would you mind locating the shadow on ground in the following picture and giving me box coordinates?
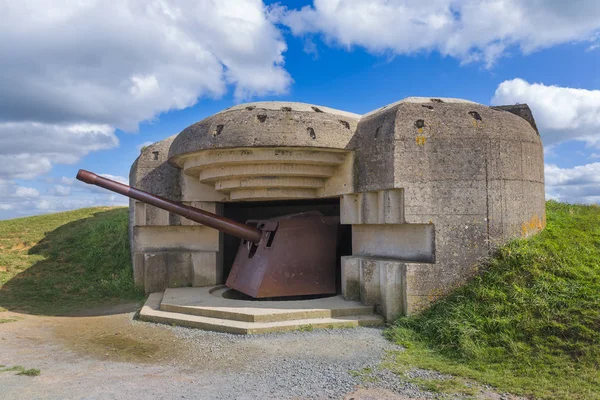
[0,208,144,316]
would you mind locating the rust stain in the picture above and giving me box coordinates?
[415,136,427,146]
[521,215,544,237]
[472,120,483,129]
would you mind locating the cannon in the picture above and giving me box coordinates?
[76,170,339,298]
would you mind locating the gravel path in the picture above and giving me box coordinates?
[0,305,517,400]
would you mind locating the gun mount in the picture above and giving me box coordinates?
[76,170,338,298]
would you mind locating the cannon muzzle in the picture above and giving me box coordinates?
[76,169,263,244]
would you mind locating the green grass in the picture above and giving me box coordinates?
[0,365,41,376]
[348,367,379,383]
[386,201,600,399]
[0,207,144,315]
[349,364,478,395]
[409,376,477,396]
[0,317,21,323]
[298,324,314,332]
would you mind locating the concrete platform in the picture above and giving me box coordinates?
[139,286,384,334]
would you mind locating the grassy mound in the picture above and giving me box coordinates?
[386,201,600,399]
[0,207,143,315]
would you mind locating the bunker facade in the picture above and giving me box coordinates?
[129,98,545,320]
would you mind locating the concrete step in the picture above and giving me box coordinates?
[160,286,376,323]
[140,292,384,334]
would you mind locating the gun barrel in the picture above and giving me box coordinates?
[76,169,263,244]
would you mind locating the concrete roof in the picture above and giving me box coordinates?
[218,101,361,119]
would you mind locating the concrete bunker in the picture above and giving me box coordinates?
[129,98,545,325]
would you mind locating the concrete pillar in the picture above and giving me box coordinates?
[341,256,360,301]
[341,255,407,321]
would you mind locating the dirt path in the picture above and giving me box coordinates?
[0,306,515,399]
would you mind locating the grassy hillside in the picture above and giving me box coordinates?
[386,201,600,399]
[0,207,143,315]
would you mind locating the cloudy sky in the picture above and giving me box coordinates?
[0,0,599,220]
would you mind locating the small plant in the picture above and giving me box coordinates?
[18,368,41,377]
[348,367,379,383]
[298,324,314,332]
[409,376,477,396]
[0,365,40,376]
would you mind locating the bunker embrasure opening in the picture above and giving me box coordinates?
[223,198,352,298]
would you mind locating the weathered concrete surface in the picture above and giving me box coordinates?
[129,135,185,291]
[159,286,375,323]
[178,147,354,201]
[168,101,360,164]
[341,189,404,225]
[401,101,542,312]
[352,224,435,262]
[129,98,545,318]
[140,291,384,334]
[342,256,405,321]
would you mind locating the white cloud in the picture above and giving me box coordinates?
[73,174,129,196]
[15,187,40,198]
[0,123,118,179]
[33,193,128,214]
[60,177,75,185]
[492,79,600,147]
[587,32,600,52]
[0,179,40,200]
[0,0,291,217]
[99,174,128,185]
[0,178,42,217]
[1,1,289,129]
[545,163,600,204]
[273,0,600,67]
[50,185,71,196]
[0,173,129,219]
[546,163,600,187]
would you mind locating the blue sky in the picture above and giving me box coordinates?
[1,0,599,220]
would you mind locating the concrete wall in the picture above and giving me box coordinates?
[340,98,544,318]
[129,136,224,293]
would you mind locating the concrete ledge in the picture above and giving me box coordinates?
[159,286,374,323]
[133,225,219,252]
[139,291,383,334]
[352,224,435,262]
